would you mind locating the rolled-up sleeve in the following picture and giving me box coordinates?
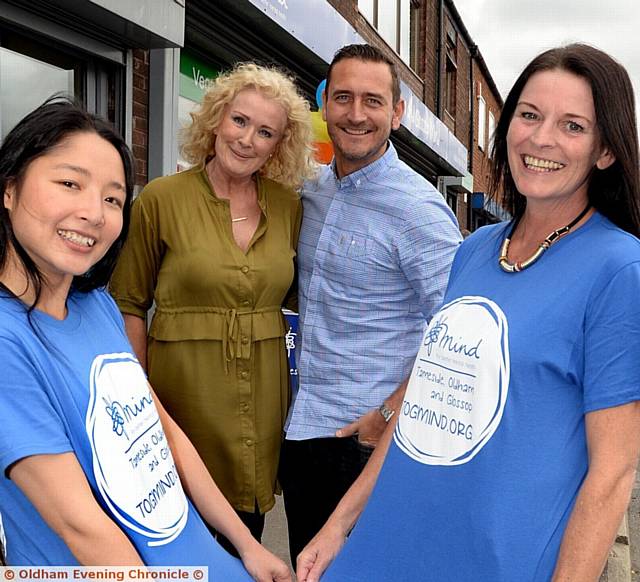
[110,189,165,318]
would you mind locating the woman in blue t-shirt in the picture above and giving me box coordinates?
[296,44,640,582]
[0,98,291,581]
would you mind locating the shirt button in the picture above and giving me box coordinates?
[241,336,249,345]
[241,266,249,274]
[240,402,249,412]
[245,439,253,447]
[356,179,361,186]
[240,371,249,379]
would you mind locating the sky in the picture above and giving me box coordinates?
[453,0,640,116]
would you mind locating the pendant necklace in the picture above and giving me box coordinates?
[498,203,592,273]
[206,161,251,224]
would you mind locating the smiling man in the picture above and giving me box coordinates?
[279,44,462,562]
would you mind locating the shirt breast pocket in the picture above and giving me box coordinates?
[325,231,385,286]
[337,232,368,257]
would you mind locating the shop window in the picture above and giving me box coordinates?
[477,95,486,152]
[0,27,122,140]
[0,47,73,139]
[446,191,458,216]
[358,0,419,70]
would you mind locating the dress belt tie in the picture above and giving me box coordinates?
[223,308,239,374]
[151,305,283,374]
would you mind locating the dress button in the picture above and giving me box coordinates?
[240,402,249,412]
[241,371,249,379]
[241,336,249,345]
[242,300,250,306]
[245,439,253,447]
[241,266,249,274]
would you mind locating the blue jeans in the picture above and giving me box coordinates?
[279,436,373,563]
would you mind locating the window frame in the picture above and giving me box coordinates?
[358,0,418,70]
[0,22,125,137]
[477,94,486,152]
[487,110,496,158]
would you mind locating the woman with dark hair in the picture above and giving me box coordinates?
[0,98,291,581]
[296,44,640,582]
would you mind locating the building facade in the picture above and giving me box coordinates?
[0,0,504,229]
[0,0,184,189]
[327,0,505,229]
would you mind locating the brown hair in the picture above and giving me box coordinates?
[489,43,640,236]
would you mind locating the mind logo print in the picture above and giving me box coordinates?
[423,316,448,357]
[86,353,188,546]
[395,296,510,466]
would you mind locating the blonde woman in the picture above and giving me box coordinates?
[110,63,315,552]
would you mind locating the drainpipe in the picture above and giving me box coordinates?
[468,44,477,231]
[436,0,444,117]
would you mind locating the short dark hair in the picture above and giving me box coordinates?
[326,43,401,105]
[489,43,640,236]
[0,96,135,307]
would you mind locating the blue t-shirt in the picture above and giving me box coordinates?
[324,212,640,581]
[0,289,252,579]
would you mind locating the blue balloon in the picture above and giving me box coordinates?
[316,79,327,111]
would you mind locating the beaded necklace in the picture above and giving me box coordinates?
[498,203,592,273]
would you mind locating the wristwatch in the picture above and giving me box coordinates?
[378,402,395,423]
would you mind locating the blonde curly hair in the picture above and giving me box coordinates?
[181,62,317,189]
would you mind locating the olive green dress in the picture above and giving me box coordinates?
[110,166,301,513]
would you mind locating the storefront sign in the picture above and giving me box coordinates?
[245,0,360,63]
[401,82,467,175]
[179,52,219,102]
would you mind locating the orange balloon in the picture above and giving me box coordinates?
[314,141,333,164]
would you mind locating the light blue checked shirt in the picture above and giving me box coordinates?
[285,143,462,440]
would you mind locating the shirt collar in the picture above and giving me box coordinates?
[330,141,398,188]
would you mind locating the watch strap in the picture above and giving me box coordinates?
[378,402,395,423]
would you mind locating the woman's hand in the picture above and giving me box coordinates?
[296,521,347,582]
[238,540,292,582]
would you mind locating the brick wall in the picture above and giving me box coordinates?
[471,61,502,196]
[132,49,149,188]
[421,0,439,112]
[327,0,424,97]
[441,4,472,230]
[454,21,471,231]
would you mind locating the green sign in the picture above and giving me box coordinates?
[179,52,220,102]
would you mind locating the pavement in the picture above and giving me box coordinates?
[628,467,640,581]
[263,495,294,574]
